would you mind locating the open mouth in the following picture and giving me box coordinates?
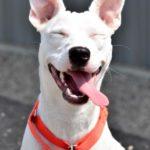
[48,64,102,105]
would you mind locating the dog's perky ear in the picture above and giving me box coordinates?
[29,0,65,30]
[89,0,125,30]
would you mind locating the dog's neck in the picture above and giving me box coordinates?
[38,95,100,144]
[38,67,103,144]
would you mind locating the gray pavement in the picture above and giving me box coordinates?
[0,44,39,105]
[0,96,32,150]
[103,65,150,140]
[0,44,150,150]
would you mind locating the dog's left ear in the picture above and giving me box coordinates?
[89,0,125,30]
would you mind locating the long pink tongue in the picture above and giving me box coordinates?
[70,72,109,107]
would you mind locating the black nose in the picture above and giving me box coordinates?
[69,47,90,67]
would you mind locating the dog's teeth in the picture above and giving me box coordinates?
[60,72,64,82]
[67,88,72,95]
[67,88,71,95]
[66,88,78,99]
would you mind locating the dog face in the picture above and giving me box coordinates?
[29,0,125,105]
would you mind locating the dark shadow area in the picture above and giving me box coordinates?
[63,0,93,12]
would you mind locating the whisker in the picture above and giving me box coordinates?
[112,44,133,52]
[27,42,40,45]
[106,69,113,82]
[108,66,127,77]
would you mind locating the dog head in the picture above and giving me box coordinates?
[29,0,125,105]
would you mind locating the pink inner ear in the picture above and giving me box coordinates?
[32,0,55,23]
[100,0,121,25]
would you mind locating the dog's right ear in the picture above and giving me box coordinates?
[29,0,65,30]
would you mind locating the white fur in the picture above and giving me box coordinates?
[21,0,125,149]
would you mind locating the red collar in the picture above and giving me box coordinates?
[28,101,108,150]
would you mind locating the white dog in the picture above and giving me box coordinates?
[21,0,125,149]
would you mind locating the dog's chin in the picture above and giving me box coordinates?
[48,64,102,105]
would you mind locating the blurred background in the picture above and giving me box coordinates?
[0,0,150,150]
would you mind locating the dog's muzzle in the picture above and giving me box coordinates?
[48,64,103,105]
[48,64,89,105]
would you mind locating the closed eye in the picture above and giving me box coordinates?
[51,31,68,37]
[90,33,107,39]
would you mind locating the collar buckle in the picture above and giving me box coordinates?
[68,144,77,150]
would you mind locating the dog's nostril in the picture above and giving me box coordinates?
[69,47,90,67]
